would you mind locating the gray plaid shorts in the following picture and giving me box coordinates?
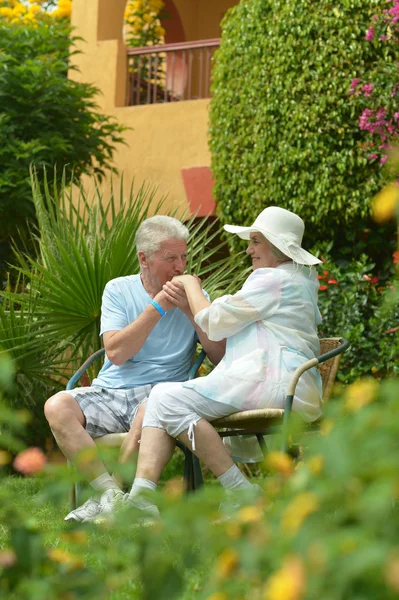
[66,384,156,438]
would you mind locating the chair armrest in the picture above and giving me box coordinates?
[66,348,105,390]
[280,337,350,452]
[189,349,207,380]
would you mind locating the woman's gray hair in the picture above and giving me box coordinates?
[269,241,291,262]
[135,215,189,257]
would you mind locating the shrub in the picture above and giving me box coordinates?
[209,0,387,248]
[315,248,399,382]
[0,13,125,278]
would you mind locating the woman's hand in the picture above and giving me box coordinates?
[171,274,200,287]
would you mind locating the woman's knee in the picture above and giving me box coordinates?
[44,392,84,427]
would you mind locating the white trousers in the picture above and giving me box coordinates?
[142,381,238,451]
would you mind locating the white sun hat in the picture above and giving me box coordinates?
[224,206,322,266]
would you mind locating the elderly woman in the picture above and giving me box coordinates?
[94,206,323,520]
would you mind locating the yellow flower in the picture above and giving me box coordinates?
[148,0,164,13]
[75,446,98,468]
[142,12,153,23]
[373,183,399,223]
[265,451,294,476]
[206,594,228,600]
[225,522,242,539]
[0,7,13,17]
[345,378,379,412]
[319,418,334,436]
[385,551,399,592]
[307,455,324,475]
[0,450,11,466]
[48,548,84,569]
[215,548,239,579]
[264,555,305,600]
[60,531,89,544]
[281,492,319,536]
[28,4,40,14]
[12,2,26,15]
[154,25,165,38]
[52,0,71,18]
[235,505,264,524]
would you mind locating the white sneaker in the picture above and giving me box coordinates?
[123,493,161,524]
[64,498,101,523]
[83,488,124,523]
[218,483,263,519]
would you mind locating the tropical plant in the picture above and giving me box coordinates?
[2,169,247,424]
[0,10,125,280]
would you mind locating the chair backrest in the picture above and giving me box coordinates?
[318,338,344,403]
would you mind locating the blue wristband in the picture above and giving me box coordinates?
[149,299,166,317]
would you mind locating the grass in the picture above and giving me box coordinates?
[0,453,225,600]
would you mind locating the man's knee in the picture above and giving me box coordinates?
[44,392,84,428]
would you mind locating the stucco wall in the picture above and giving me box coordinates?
[69,0,236,216]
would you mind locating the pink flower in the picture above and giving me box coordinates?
[13,447,47,475]
[350,78,360,91]
[366,27,375,40]
[380,35,388,40]
[368,153,378,161]
[362,83,374,97]
[380,155,388,165]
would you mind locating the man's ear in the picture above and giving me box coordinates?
[138,250,148,270]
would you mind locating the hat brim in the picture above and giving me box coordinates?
[223,224,322,266]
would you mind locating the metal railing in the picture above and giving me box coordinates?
[126,38,220,106]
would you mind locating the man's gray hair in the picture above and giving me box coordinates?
[136,215,189,257]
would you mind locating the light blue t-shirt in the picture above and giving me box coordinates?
[92,274,200,389]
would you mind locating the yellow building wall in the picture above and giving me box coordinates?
[70,0,237,216]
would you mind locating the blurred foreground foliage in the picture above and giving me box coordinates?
[1,345,398,599]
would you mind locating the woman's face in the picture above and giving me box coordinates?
[246,232,276,269]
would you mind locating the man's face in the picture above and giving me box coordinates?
[140,238,188,289]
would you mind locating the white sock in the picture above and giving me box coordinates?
[128,477,159,518]
[218,465,254,491]
[90,472,121,494]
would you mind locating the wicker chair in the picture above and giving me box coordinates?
[66,337,349,507]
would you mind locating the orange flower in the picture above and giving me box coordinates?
[0,549,16,568]
[13,447,46,475]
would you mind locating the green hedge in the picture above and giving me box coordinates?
[209,0,387,246]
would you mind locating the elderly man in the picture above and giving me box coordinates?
[44,215,225,523]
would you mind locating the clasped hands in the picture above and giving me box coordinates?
[161,274,201,313]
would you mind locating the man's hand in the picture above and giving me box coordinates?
[153,289,176,312]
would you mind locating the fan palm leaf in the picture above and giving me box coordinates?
[9,169,248,373]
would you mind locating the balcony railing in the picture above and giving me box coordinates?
[126,38,220,106]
